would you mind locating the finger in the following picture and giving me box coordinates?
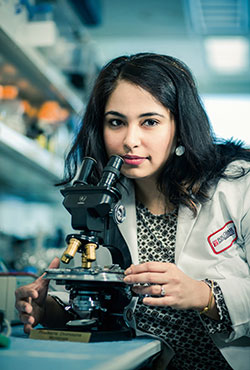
[37,257,61,282]
[132,284,163,296]
[124,264,135,275]
[125,262,170,275]
[48,257,60,269]
[124,272,167,285]
[19,312,35,325]
[24,323,33,334]
[15,287,38,301]
[143,296,174,307]
[15,300,33,314]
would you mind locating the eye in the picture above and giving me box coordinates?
[143,119,159,127]
[107,118,124,127]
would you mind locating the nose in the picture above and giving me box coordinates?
[123,124,141,151]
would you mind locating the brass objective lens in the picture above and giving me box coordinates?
[61,238,81,264]
[82,242,97,269]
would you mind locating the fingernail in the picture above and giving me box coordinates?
[124,276,131,283]
[125,268,132,275]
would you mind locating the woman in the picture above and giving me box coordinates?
[15,53,250,369]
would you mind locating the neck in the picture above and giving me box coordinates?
[134,178,174,215]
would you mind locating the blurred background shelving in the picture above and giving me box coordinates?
[0,121,64,202]
[0,0,96,273]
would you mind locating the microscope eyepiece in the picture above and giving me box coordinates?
[74,157,97,185]
[98,155,124,187]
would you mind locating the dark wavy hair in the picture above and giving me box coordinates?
[62,53,250,214]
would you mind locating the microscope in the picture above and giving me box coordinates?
[45,155,136,341]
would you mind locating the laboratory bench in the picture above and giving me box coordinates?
[0,324,166,370]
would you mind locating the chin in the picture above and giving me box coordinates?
[122,171,151,181]
[121,169,142,179]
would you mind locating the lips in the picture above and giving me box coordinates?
[122,155,147,166]
[124,155,145,159]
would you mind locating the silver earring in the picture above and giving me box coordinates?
[175,145,185,156]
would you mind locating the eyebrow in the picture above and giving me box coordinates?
[104,110,165,118]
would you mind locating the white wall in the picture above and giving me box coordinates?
[203,95,250,147]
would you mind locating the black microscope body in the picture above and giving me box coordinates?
[45,155,136,341]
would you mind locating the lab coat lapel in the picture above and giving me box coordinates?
[175,203,202,263]
[118,180,139,265]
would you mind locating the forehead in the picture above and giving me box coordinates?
[105,80,165,111]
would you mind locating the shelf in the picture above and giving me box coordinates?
[0,3,83,204]
[0,122,65,203]
[0,15,84,113]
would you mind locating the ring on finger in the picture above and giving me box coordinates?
[160,285,166,296]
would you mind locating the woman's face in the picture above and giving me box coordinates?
[103,80,176,183]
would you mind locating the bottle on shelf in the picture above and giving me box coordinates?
[0,84,26,134]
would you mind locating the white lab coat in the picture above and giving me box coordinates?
[117,161,250,370]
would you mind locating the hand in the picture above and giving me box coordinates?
[124,262,210,311]
[15,257,60,333]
